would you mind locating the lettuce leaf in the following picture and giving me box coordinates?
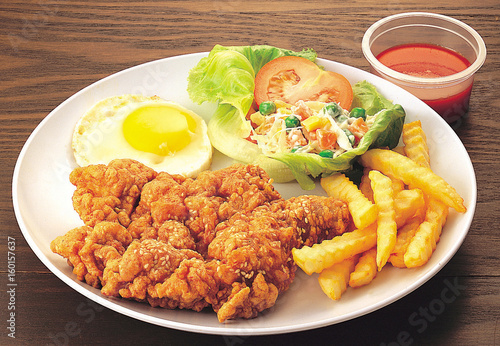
[351,80,395,115]
[187,45,406,190]
[187,49,255,121]
[206,103,261,163]
[208,44,318,75]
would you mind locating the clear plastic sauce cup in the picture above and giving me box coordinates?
[362,12,486,128]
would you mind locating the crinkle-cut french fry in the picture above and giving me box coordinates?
[403,121,431,169]
[389,217,422,268]
[404,198,449,268]
[394,188,426,228]
[359,169,374,203]
[319,256,359,300]
[321,173,377,229]
[361,169,404,203]
[369,170,398,271]
[359,149,466,213]
[349,248,377,287]
[292,223,377,275]
[391,177,406,195]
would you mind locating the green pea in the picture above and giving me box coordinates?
[350,107,366,120]
[324,102,342,118]
[319,149,334,158]
[285,115,300,128]
[259,101,277,115]
[343,129,356,146]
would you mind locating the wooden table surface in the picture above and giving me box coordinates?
[1,1,499,345]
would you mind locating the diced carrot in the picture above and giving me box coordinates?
[317,129,338,150]
[348,117,369,139]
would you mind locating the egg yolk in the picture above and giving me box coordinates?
[122,104,196,156]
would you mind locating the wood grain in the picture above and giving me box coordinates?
[1,0,499,344]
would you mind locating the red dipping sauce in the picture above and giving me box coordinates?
[376,43,472,124]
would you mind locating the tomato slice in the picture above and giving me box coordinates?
[254,56,353,109]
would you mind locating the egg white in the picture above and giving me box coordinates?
[72,94,213,177]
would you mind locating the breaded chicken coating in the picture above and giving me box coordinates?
[101,239,202,303]
[52,160,352,322]
[70,159,156,227]
[50,222,132,287]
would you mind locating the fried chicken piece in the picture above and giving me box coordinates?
[184,164,281,255]
[149,258,220,311]
[209,204,297,292]
[214,163,281,215]
[157,220,196,250]
[50,222,132,287]
[128,170,218,252]
[127,213,155,240]
[70,159,157,227]
[50,226,91,283]
[183,195,224,254]
[131,172,188,228]
[216,273,278,322]
[100,239,202,304]
[136,219,196,250]
[183,163,280,204]
[285,195,352,247]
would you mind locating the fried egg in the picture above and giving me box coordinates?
[72,94,212,177]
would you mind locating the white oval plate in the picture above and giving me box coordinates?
[12,52,476,336]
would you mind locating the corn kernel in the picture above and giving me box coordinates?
[277,107,293,115]
[250,111,265,126]
[275,100,292,109]
[302,116,328,132]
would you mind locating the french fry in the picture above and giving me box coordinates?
[394,188,426,228]
[359,168,374,203]
[319,256,358,300]
[362,169,405,202]
[391,177,406,195]
[402,121,431,169]
[404,198,449,268]
[401,122,450,267]
[389,217,422,268]
[359,149,466,213]
[292,223,377,275]
[349,248,377,287]
[321,173,377,230]
[369,170,398,271]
